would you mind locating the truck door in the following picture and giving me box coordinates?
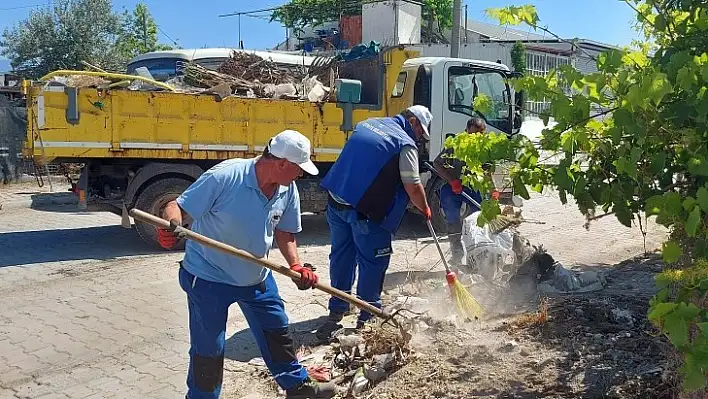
[442,63,513,140]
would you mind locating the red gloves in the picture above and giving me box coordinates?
[423,206,432,221]
[450,179,463,195]
[157,219,183,249]
[290,263,319,290]
[157,228,178,249]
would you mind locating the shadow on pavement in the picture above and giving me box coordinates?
[224,316,329,362]
[0,225,160,268]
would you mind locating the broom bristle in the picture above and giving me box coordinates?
[449,279,485,319]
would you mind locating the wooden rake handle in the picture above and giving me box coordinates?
[129,208,391,320]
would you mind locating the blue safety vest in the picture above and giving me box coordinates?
[321,115,417,234]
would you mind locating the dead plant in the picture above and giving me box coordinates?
[508,297,549,330]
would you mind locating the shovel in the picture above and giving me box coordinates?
[129,208,392,321]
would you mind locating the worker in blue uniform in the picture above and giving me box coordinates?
[157,130,336,399]
[317,105,434,339]
[432,117,486,266]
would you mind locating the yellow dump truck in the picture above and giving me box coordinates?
[23,46,524,248]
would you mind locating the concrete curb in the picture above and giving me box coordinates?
[30,192,78,206]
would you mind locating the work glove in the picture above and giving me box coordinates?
[450,179,463,195]
[157,218,184,249]
[423,206,432,221]
[290,263,318,290]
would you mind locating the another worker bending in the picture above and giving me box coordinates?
[158,130,336,399]
[432,117,486,266]
[318,105,434,338]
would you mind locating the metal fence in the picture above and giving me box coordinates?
[524,51,572,116]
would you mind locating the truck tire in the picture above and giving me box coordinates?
[134,177,193,250]
[427,178,475,234]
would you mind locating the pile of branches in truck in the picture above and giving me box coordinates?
[217,51,307,85]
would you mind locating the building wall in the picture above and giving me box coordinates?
[362,1,421,45]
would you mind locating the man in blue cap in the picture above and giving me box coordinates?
[158,129,336,399]
[317,105,434,338]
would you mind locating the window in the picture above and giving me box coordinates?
[126,58,184,81]
[447,66,511,130]
[391,72,407,97]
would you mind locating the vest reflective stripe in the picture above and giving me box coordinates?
[321,116,417,234]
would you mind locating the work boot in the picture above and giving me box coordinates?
[315,312,344,341]
[448,221,464,266]
[286,378,337,399]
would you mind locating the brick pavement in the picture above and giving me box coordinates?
[0,185,666,398]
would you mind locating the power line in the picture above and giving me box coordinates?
[0,3,48,12]
[156,25,179,47]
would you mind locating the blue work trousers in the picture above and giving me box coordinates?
[178,266,308,399]
[438,183,482,224]
[326,204,393,322]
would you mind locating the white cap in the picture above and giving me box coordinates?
[267,130,319,175]
[407,105,433,140]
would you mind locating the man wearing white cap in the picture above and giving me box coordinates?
[318,105,434,338]
[158,129,336,398]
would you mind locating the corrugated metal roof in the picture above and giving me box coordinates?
[464,20,549,41]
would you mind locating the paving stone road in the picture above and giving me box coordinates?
[0,183,666,398]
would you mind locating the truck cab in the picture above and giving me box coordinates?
[384,56,523,231]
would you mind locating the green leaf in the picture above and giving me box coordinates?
[677,65,698,90]
[597,49,623,73]
[683,197,697,211]
[663,312,689,347]
[650,152,667,174]
[645,195,663,216]
[512,176,530,200]
[675,303,702,319]
[698,187,708,212]
[477,200,501,228]
[682,357,708,391]
[663,241,683,263]
[646,72,673,105]
[686,207,702,237]
[614,203,633,227]
[698,322,708,337]
[647,302,677,322]
[472,93,492,115]
[689,156,708,176]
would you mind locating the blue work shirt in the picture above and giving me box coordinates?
[176,158,302,287]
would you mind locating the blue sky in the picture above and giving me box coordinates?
[0,0,640,72]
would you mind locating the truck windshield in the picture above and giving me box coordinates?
[448,66,511,132]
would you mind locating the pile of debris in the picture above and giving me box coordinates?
[217,51,305,85]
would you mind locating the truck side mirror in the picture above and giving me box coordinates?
[335,79,362,104]
[336,79,362,134]
[515,90,525,109]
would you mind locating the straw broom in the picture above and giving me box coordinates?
[426,219,484,320]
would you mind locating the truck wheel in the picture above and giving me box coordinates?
[427,178,475,234]
[134,177,192,250]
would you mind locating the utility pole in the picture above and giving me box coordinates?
[451,0,462,57]
[464,4,468,43]
[142,11,148,50]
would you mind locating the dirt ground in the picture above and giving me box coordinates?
[366,254,678,399]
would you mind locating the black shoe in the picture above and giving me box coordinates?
[316,319,342,342]
[286,378,337,399]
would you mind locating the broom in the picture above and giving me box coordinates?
[426,219,484,320]
[424,161,522,234]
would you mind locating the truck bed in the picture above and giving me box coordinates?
[25,87,387,165]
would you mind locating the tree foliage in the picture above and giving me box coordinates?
[0,0,123,78]
[447,1,708,391]
[0,0,172,79]
[511,41,527,73]
[116,2,174,60]
[271,0,453,34]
